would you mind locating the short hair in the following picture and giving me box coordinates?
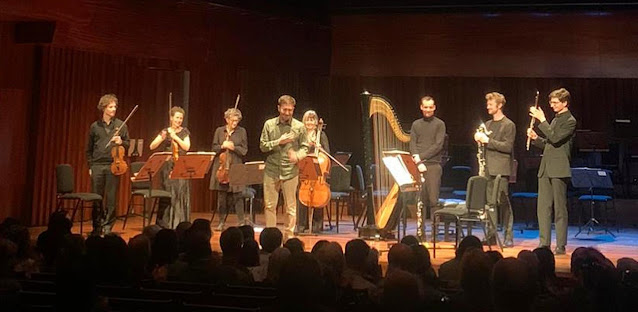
[259,227,283,253]
[549,88,571,104]
[224,108,242,120]
[170,106,185,117]
[485,92,506,107]
[278,95,296,106]
[345,239,370,269]
[302,110,318,123]
[98,94,118,111]
[420,95,435,104]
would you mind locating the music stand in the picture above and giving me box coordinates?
[571,167,615,238]
[229,161,265,225]
[168,152,215,227]
[131,152,172,227]
[382,150,423,241]
[334,152,352,166]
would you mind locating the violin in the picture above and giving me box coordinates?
[298,119,332,208]
[216,94,240,184]
[108,105,139,175]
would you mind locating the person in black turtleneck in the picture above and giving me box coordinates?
[410,96,446,241]
[86,94,129,235]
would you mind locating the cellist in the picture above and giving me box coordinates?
[209,108,248,231]
[86,94,129,236]
[297,110,330,234]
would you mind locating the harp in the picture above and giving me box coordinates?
[359,92,412,238]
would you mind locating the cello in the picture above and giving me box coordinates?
[215,94,241,184]
[108,105,139,175]
[298,119,332,209]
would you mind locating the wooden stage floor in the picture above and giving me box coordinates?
[28,212,638,274]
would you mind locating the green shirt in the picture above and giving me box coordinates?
[259,116,308,180]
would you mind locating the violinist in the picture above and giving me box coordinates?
[86,94,129,236]
[297,110,330,233]
[209,108,248,231]
[149,106,191,229]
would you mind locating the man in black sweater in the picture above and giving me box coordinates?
[474,92,516,247]
[527,88,576,255]
[86,94,129,235]
[410,96,446,240]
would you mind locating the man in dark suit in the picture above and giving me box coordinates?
[527,88,577,255]
[474,92,516,247]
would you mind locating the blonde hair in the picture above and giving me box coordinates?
[170,106,185,117]
[485,92,506,107]
[224,108,242,120]
[97,94,118,111]
[278,95,296,106]
[302,110,318,124]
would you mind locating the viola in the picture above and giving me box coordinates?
[298,119,332,208]
[107,105,138,176]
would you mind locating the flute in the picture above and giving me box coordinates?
[526,90,540,151]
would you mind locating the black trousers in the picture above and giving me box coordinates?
[90,164,119,232]
[297,201,324,232]
[216,191,245,225]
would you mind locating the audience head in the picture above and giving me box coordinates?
[460,248,492,297]
[278,252,323,305]
[184,231,213,262]
[388,243,415,273]
[345,239,370,271]
[457,235,482,259]
[534,246,556,281]
[220,227,243,256]
[239,239,260,267]
[517,250,540,287]
[311,239,329,254]
[314,242,345,284]
[190,218,213,240]
[492,258,535,312]
[486,250,504,266]
[151,229,178,267]
[283,237,305,254]
[259,227,283,253]
[142,224,162,242]
[239,225,255,243]
[267,247,291,285]
[400,235,420,247]
[382,269,420,311]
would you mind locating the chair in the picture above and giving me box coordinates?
[210,187,257,226]
[55,164,102,234]
[432,175,503,257]
[353,165,367,229]
[327,165,354,233]
[122,162,172,229]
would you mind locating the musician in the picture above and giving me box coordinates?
[474,92,515,247]
[210,108,248,231]
[527,88,576,255]
[297,110,330,233]
[409,96,446,240]
[86,93,129,236]
[149,106,191,229]
[259,95,308,239]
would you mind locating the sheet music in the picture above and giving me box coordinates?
[382,156,414,186]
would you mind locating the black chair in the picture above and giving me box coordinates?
[328,164,354,233]
[211,187,257,226]
[122,161,172,229]
[433,175,503,257]
[55,164,102,234]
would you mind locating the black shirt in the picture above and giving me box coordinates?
[409,116,446,164]
[86,118,129,167]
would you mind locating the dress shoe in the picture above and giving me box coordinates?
[554,246,566,255]
[216,223,225,232]
[503,239,514,248]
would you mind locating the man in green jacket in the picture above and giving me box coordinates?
[527,88,577,255]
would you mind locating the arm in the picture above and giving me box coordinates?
[149,131,165,151]
[211,128,223,154]
[86,125,94,168]
[259,122,280,153]
[292,126,308,160]
[233,128,248,157]
[486,122,515,153]
[537,117,577,146]
[409,122,418,156]
[419,122,446,161]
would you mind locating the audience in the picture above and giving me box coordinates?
[2,213,637,312]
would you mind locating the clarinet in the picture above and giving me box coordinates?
[476,122,492,177]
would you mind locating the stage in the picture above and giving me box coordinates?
[28,212,638,275]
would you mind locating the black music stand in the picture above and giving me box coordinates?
[382,151,422,242]
[571,167,615,238]
[229,161,265,225]
[169,152,216,228]
[131,152,172,227]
